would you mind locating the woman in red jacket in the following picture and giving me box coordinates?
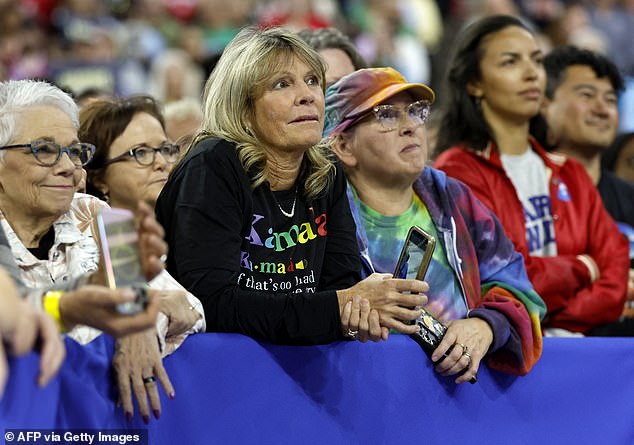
[433,15,629,335]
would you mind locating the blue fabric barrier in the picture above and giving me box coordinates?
[2,334,634,444]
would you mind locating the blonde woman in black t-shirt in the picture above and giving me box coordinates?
[157,26,428,345]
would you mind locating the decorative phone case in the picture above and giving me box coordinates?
[410,308,448,353]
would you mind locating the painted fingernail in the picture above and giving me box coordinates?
[125,412,133,422]
[153,409,161,419]
[143,415,150,425]
[169,392,176,400]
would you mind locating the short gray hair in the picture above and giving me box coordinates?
[0,80,79,147]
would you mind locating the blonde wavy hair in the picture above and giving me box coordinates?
[191,26,334,200]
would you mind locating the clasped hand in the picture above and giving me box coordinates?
[338,273,428,342]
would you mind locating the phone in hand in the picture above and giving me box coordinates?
[96,208,148,315]
[393,226,436,281]
[393,226,476,384]
[393,226,444,350]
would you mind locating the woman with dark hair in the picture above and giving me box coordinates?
[434,15,629,336]
[80,96,178,208]
[79,95,206,423]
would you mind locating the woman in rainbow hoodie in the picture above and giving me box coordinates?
[324,67,545,382]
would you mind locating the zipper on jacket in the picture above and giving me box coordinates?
[442,216,469,311]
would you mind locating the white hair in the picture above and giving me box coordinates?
[0,80,79,148]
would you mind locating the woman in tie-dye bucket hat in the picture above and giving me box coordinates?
[323,66,546,381]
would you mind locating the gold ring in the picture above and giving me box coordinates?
[458,343,468,355]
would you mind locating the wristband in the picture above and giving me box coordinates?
[43,290,67,333]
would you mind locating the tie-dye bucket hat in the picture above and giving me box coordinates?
[323,67,435,137]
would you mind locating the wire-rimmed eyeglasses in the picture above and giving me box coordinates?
[370,100,431,131]
[0,140,96,167]
[103,143,181,167]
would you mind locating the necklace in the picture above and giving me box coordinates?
[275,187,298,218]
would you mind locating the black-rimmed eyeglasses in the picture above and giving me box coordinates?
[0,140,96,167]
[103,143,181,167]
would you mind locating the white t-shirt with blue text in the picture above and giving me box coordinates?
[500,148,558,257]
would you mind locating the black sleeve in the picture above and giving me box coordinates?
[317,162,362,291]
[157,140,354,345]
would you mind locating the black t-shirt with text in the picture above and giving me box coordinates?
[156,138,361,344]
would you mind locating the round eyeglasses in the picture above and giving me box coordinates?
[0,140,96,167]
[370,100,431,131]
[103,143,181,167]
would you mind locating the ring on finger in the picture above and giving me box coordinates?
[143,376,156,385]
[458,343,468,355]
[463,351,472,367]
[346,328,359,339]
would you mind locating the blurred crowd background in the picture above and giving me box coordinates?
[2,0,634,130]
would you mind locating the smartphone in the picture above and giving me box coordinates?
[96,208,148,315]
[393,226,476,384]
[392,225,444,351]
[393,226,436,281]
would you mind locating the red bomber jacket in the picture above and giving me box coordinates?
[434,139,628,333]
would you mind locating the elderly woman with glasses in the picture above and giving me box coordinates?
[0,80,166,297]
[78,94,205,422]
[0,80,201,424]
[323,67,546,382]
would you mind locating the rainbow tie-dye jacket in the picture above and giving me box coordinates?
[347,166,546,375]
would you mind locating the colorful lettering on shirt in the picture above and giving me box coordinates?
[247,213,327,253]
[239,189,328,295]
[240,256,308,274]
